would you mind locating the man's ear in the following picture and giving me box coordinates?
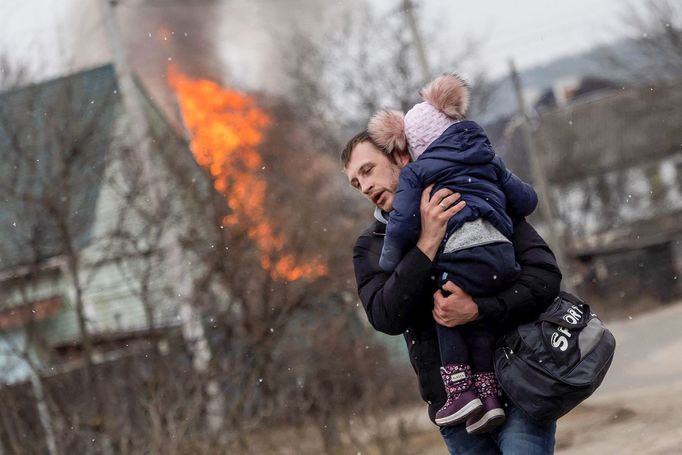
[396,148,411,167]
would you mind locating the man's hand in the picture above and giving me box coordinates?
[416,185,465,261]
[433,281,479,327]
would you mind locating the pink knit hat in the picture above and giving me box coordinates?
[368,73,471,160]
[404,102,456,159]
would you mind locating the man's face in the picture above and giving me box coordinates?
[344,141,408,212]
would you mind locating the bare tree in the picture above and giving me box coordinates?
[602,0,682,82]
[0,65,120,381]
[164,62,421,451]
[0,57,204,453]
[0,61,118,454]
[282,1,494,156]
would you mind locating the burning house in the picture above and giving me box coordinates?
[0,52,336,385]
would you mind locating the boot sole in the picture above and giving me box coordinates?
[435,398,483,426]
[466,408,506,434]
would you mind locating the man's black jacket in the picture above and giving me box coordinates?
[352,218,561,422]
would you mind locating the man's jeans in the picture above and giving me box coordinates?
[439,402,556,454]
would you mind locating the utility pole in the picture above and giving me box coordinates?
[98,0,225,432]
[508,59,573,290]
[402,0,431,83]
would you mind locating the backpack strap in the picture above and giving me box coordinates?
[559,291,587,307]
[537,292,591,329]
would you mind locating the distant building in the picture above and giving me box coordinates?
[0,65,220,383]
[534,76,622,111]
[489,76,682,311]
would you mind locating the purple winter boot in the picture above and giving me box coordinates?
[434,364,482,426]
[465,372,506,434]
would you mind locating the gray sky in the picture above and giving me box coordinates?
[1,0,642,87]
[412,0,628,77]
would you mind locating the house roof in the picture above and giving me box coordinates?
[491,78,682,185]
[0,65,119,273]
[570,210,682,257]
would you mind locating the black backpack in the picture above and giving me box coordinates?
[494,291,616,422]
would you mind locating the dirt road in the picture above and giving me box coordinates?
[556,300,682,454]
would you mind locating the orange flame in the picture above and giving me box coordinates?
[168,66,327,282]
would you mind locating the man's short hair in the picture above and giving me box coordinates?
[341,129,396,168]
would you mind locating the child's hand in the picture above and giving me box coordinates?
[416,185,465,260]
[433,281,479,327]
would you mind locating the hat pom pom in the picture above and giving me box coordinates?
[368,110,407,154]
[421,73,470,119]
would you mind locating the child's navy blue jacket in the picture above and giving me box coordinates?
[379,120,538,272]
